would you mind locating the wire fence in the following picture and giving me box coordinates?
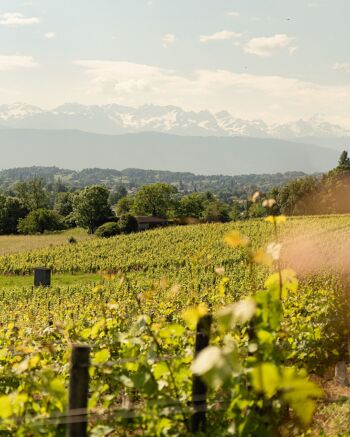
[1,322,350,435]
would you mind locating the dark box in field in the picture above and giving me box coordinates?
[34,268,51,287]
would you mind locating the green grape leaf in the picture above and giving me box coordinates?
[93,349,111,365]
[251,363,280,399]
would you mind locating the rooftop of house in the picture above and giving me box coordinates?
[136,216,168,224]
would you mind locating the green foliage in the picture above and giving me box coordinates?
[248,201,267,218]
[191,223,323,434]
[337,150,350,171]
[276,176,320,215]
[115,196,134,216]
[108,185,127,206]
[176,193,206,219]
[95,222,120,238]
[13,178,49,211]
[73,185,112,234]
[54,192,74,217]
[0,166,306,200]
[202,195,230,222]
[133,183,177,217]
[282,281,350,373]
[0,215,348,435]
[118,214,138,234]
[17,209,65,235]
[0,195,28,234]
[229,200,246,221]
[276,151,350,215]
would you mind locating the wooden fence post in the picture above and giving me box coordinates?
[67,345,90,437]
[191,314,212,434]
[34,267,51,287]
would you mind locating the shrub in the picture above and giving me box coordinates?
[95,222,120,238]
[118,214,138,234]
[17,209,65,235]
[68,236,77,244]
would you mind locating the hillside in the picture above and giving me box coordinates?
[1,215,348,281]
[1,216,349,435]
[0,129,340,175]
[0,165,308,194]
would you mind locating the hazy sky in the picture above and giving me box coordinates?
[0,0,349,126]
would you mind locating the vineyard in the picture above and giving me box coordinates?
[0,215,350,435]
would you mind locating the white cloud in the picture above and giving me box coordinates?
[227,11,240,18]
[307,1,322,7]
[200,30,242,43]
[333,63,350,72]
[45,32,56,39]
[0,55,39,70]
[162,33,176,48]
[73,59,350,126]
[244,34,294,57]
[0,12,39,26]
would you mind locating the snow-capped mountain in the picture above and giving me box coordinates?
[0,103,349,142]
[0,103,43,121]
[269,115,350,139]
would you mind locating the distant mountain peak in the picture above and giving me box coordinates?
[0,102,349,140]
[270,115,350,139]
[0,102,43,120]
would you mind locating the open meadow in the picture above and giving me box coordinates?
[0,216,350,435]
[0,228,92,256]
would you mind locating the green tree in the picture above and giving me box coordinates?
[337,150,350,171]
[176,193,206,219]
[202,198,230,222]
[134,183,177,217]
[17,209,65,234]
[3,197,28,234]
[321,150,350,213]
[13,178,49,211]
[229,200,245,221]
[115,196,135,216]
[248,202,267,218]
[0,196,28,234]
[54,192,75,217]
[73,185,112,234]
[276,176,320,215]
[109,185,128,206]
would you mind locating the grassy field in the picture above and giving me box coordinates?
[0,227,92,255]
[0,272,101,287]
[0,216,349,435]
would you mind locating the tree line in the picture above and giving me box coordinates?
[0,151,348,236]
[0,166,308,203]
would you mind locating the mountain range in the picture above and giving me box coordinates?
[0,103,349,149]
[0,129,340,175]
[0,103,347,175]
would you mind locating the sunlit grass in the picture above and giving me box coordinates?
[0,272,101,288]
[0,228,92,255]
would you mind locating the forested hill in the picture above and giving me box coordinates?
[0,166,308,197]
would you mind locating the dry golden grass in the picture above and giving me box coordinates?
[311,374,350,436]
[0,228,92,255]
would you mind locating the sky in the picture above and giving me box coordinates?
[0,0,350,127]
